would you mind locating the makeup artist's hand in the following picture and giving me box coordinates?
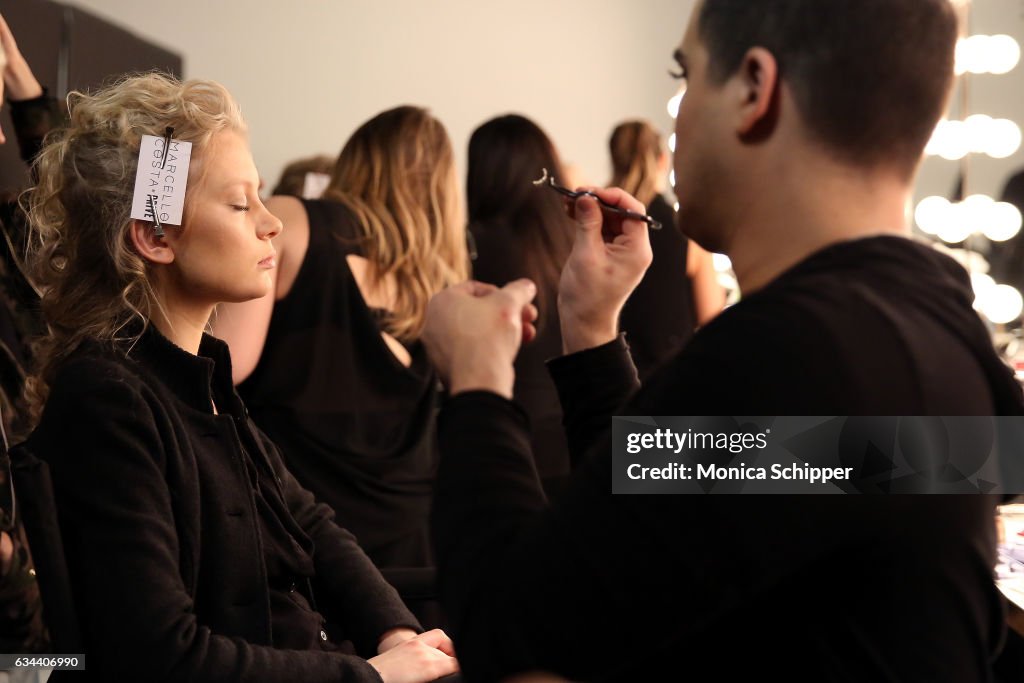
[423,279,538,399]
[559,187,652,354]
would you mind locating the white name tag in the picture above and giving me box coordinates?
[130,134,193,226]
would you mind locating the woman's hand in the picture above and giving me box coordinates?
[377,627,418,654]
[367,628,459,683]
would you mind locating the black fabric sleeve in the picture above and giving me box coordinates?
[432,391,548,670]
[9,91,60,171]
[33,361,384,683]
[433,391,545,570]
[545,334,639,466]
[258,429,422,655]
[432,330,940,680]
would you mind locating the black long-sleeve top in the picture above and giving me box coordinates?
[0,92,57,408]
[0,91,61,654]
[26,325,419,681]
[433,235,1022,681]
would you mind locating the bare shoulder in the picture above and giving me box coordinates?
[264,195,310,300]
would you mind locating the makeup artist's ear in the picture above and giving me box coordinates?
[733,46,779,136]
[129,219,175,265]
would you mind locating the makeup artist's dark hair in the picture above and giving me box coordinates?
[698,0,958,176]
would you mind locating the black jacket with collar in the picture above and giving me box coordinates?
[26,325,418,682]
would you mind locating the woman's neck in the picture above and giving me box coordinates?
[150,299,215,356]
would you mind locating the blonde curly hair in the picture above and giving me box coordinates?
[23,72,245,422]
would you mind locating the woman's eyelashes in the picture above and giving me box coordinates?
[231,203,251,212]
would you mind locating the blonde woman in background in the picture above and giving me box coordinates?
[213,106,468,574]
[610,120,724,378]
[23,74,456,682]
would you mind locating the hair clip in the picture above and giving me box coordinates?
[160,126,174,170]
[148,195,165,237]
[532,168,662,230]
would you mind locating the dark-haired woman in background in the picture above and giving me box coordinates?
[610,120,724,378]
[466,114,574,494]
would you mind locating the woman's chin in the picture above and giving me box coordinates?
[221,282,273,304]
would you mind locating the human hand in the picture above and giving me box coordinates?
[559,187,652,354]
[367,629,459,683]
[422,279,538,399]
[0,14,43,101]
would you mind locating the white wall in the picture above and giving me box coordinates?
[66,0,1024,213]
[68,0,694,192]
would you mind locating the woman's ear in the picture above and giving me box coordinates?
[128,219,175,265]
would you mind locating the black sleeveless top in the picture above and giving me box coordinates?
[618,194,697,379]
[237,199,439,569]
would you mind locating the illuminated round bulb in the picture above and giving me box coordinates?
[915,196,951,235]
[981,284,1024,324]
[669,169,676,188]
[963,35,994,74]
[667,84,686,118]
[937,204,974,244]
[712,253,733,272]
[673,201,680,212]
[954,39,969,75]
[988,34,1020,75]
[965,114,995,154]
[972,272,997,294]
[986,119,1021,159]
[939,120,970,160]
[668,133,676,153]
[925,120,947,156]
[982,202,1023,242]
[962,194,995,236]
[971,272,997,310]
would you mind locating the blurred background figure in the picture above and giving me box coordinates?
[271,154,334,199]
[609,120,724,378]
[466,114,574,495]
[213,106,468,575]
[0,12,54,659]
